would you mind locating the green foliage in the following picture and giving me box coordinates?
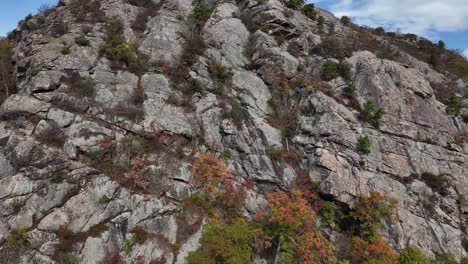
[399,246,430,264]
[5,226,29,248]
[186,218,258,264]
[318,16,325,27]
[434,253,458,264]
[287,42,301,57]
[98,195,112,204]
[61,44,71,55]
[322,60,339,80]
[124,227,150,254]
[99,17,144,73]
[75,35,90,46]
[56,252,79,264]
[221,149,232,160]
[351,192,397,241]
[438,40,446,49]
[190,0,213,25]
[208,63,230,80]
[447,57,468,77]
[230,101,246,127]
[445,93,461,115]
[360,100,384,128]
[341,16,351,26]
[302,4,316,20]
[31,68,39,76]
[357,136,372,155]
[343,81,357,99]
[285,0,305,10]
[260,24,269,33]
[0,38,15,102]
[321,201,338,229]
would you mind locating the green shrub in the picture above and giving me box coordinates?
[75,35,90,46]
[445,93,461,115]
[322,60,339,80]
[287,42,301,57]
[260,24,269,33]
[186,218,257,264]
[221,149,231,160]
[318,16,325,27]
[351,192,397,241]
[208,63,229,79]
[56,252,79,264]
[434,253,458,264]
[357,135,372,155]
[447,57,468,77]
[321,201,338,229]
[399,246,430,264]
[343,81,357,99]
[61,45,71,55]
[6,226,30,248]
[360,100,384,128]
[124,227,150,254]
[98,195,112,204]
[230,101,245,127]
[302,4,316,20]
[341,16,351,26]
[285,0,304,10]
[190,0,213,25]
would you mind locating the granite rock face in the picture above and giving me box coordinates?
[0,0,467,263]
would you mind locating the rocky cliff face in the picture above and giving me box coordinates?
[0,0,467,263]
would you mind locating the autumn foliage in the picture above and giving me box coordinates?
[192,153,229,193]
[256,190,336,264]
[351,236,399,264]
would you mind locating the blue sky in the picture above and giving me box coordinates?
[0,0,467,57]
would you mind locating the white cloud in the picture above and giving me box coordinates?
[322,0,468,38]
[463,49,468,59]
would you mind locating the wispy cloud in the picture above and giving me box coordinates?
[321,0,468,39]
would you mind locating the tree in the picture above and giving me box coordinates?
[357,136,372,155]
[256,190,336,264]
[341,16,351,26]
[438,40,446,49]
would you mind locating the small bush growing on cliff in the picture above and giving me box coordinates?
[447,57,468,78]
[434,253,458,264]
[357,135,372,155]
[69,0,105,23]
[445,92,461,115]
[190,0,213,26]
[322,60,339,80]
[399,246,430,264]
[351,192,397,240]
[6,226,29,248]
[343,81,357,99]
[74,35,90,46]
[360,100,384,128]
[286,0,305,10]
[302,4,317,20]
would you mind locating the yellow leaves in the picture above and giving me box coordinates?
[192,153,229,188]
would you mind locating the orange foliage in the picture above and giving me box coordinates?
[256,190,336,264]
[351,236,399,264]
[192,153,229,194]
